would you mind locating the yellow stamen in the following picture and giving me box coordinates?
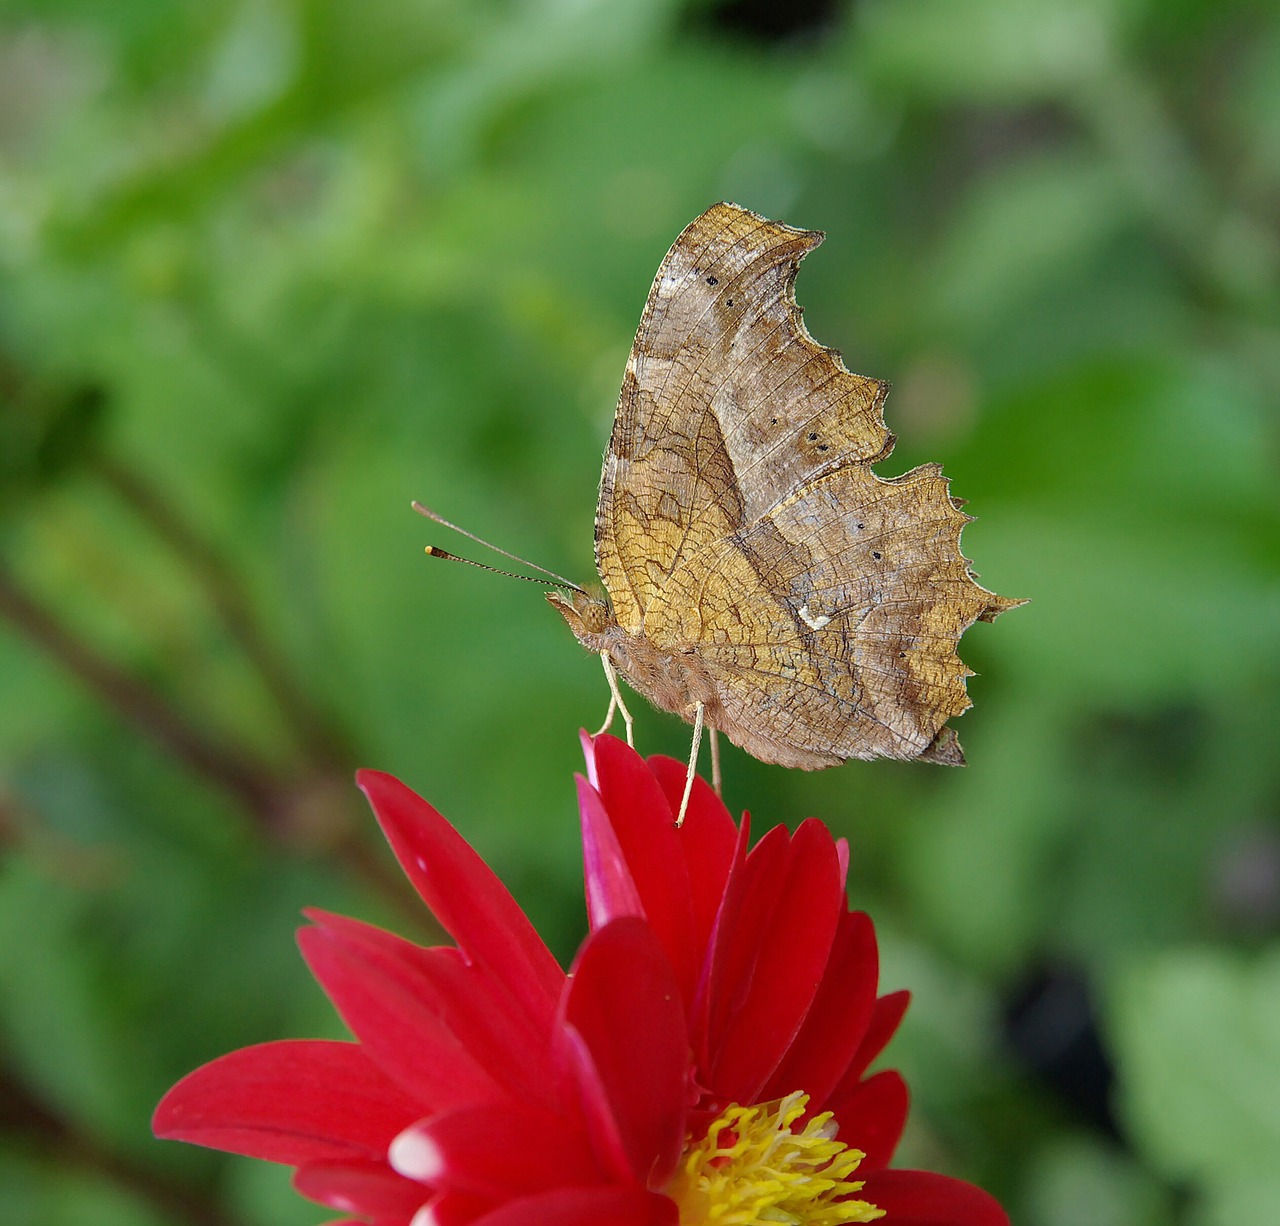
[666,1091,884,1225]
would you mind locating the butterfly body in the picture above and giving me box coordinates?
[550,586,846,769]
[548,587,721,723]
[551,203,1021,771]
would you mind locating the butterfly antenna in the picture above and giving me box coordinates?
[422,546,568,586]
[412,501,585,592]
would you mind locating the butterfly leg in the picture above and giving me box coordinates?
[596,651,635,747]
[709,725,722,796]
[675,702,705,828]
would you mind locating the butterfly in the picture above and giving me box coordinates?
[543,203,1022,819]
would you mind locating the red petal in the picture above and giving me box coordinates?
[560,917,690,1188]
[581,737,698,1001]
[828,1069,909,1172]
[840,989,910,1087]
[697,820,783,1067]
[645,753,738,956]
[468,1187,676,1226]
[686,812,752,1064]
[305,912,552,1094]
[414,1191,495,1226]
[294,1158,427,1217]
[860,1169,1009,1226]
[577,774,644,928]
[761,909,879,1107]
[706,820,843,1101]
[554,1022,635,1185]
[390,1101,602,1199]
[153,1040,419,1165]
[298,920,508,1111]
[356,771,563,1018]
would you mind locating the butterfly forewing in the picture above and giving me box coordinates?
[597,206,888,626]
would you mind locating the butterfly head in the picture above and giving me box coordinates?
[546,587,614,649]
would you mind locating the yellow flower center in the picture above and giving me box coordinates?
[666,1091,884,1225]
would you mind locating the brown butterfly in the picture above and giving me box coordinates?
[418,203,1020,821]
[540,203,1021,815]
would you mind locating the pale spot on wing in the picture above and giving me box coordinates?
[798,603,830,630]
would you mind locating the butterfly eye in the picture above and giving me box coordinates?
[578,596,611,635]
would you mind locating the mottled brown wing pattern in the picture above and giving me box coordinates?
[596,204,891,633]
[592,201,1020,767]
[643,461,1017,766]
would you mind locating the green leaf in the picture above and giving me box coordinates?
[1111,948,1280,1188]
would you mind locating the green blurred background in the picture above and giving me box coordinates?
[1,0,1278,1222]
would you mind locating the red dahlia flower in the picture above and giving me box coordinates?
[154,734,1007,1226]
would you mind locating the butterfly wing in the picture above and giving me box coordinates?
[643,463,1019,766]
[598,201,1020,766]
[596,203,890,633]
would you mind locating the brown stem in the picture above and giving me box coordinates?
[0,564,281,819]
[0,1061,242,1226]
[0,564,430,927]
[93,454,355,768]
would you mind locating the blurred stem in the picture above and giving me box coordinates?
[0,1061,241,1226]
[93,453,356,769]
[0,565,281,817]
[0,791,18,853]
[0,562,428,926]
